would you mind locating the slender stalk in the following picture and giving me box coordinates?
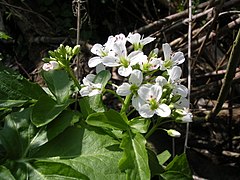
[66,66,81,90]
[206,28,240,120]
[184,0,192,153]
[145,119,162,139]
[120,94,133,114]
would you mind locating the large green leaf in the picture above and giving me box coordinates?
[0,165,15,180]
[42,70,73,103]
[28,110,81,156]
[119,132,150,180]
[0,65,46,100]
[31,95,74,127]
[160,153,193,180]
[1,107,126,179]
[86,109,129,130]
[0,108,35,159]
[30,126,126,180]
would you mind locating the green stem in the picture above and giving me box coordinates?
[120,93,133,114]
[145,119,162,139]
[66,66,81,90]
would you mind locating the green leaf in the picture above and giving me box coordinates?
[31,95,74,127]
[31,126,126,179]
[0,108,34,159]
[93,70,111,90]
[119,133,150,180]
[86,109,129,130]
[0,165,15,180]
[42,70,73,103]
[31,161,89,180]
[129,118,150,133]
[148,149,165,177]
[157,150,171,165]
[0,31,12,40]
[88,94,105,112]
[0,65,46,100]
[161,153,193,180]
[0,100,28,108]
[79,97,95,119]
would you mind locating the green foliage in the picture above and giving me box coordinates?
[0,41,193,179]
[0,31,12,40]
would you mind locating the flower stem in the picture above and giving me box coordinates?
[120,93,133,115]
[145,119,162,139]
[66,66,81,90]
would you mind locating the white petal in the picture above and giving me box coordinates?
[42,63,52,71]
[118,66,132,77]
[162,43,172,60]
[181,113,193,123]
[102,56,120,67]
[155,104,171,117]
[80,86,91,97]
[83,74,95,85]
[139,104,154,118]
[172,52,185,65]
[175,97,189,109]
[104,35,114,50]
[140,37,155,45]
[88,89,101,96]
[155,76,167,86]
[91,44,104,56]
[172,84,188,97]
[88,57,102,68]
[168,66,182,82]
[49,61,59,69]
[96,63,106,74]
[132,95,145,111]
[149,58,160,71]
[150,85,162,102]
[129,52,146,66]
[129,70,143,86]
[116,83,131,96]
[138,85,151,102]
[127,32,140,44]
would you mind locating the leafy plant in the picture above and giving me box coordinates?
[0,32,193,179]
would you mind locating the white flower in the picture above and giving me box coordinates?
[139,57,161,72]
[116,69,143,96]
[160,43,185,70]
[167,129,181,138]
[127,32,155,50]
[88,35,115,69]
[137,84,171,118]
[42,61,59,71]
[182,112,193,123]
[175,109,193,123]
[103,49,145,77]
[80,74,102,97]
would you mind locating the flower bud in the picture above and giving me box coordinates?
[167,129,181,138]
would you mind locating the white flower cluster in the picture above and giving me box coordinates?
[81,32,192,122]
